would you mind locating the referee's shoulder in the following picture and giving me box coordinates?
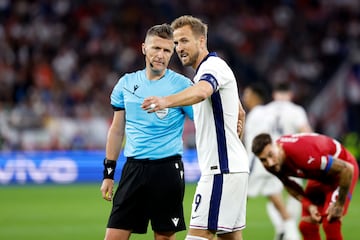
[169,69,192,84]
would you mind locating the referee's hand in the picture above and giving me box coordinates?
[100,179,114,201]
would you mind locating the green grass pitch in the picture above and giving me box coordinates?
[0,183,359,239]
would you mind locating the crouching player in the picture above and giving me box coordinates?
[251,133,359,240]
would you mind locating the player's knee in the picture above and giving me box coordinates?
[299,221,320,240]
[322,219,342,240]
[185,235,208,240]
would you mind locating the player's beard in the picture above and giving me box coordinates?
[180,50,199,67]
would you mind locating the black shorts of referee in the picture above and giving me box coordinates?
[107,154,186,234]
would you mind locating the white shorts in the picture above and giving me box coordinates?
[247,157,283,197]
[189,172,248,234]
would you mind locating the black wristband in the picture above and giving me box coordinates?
[103,158,117,179]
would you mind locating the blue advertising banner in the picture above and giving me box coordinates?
[0,150,200,185]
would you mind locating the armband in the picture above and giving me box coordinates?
[103,158,117,180]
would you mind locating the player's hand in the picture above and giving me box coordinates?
[308,204,322,223]
[237,118,243,138]
[100,179,114,201]
[326,202,344,222]
[141,96,166,113]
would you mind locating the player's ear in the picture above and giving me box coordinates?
[142,43,146,55]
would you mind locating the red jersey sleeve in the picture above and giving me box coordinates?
[277,133,339,179]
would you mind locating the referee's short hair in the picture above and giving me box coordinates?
[146,23,173,40]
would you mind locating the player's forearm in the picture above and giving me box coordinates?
[282,177,306,201]
[165,90,205,107]
[165,82,211,107]
[337,162,354,205]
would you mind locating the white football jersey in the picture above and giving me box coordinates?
[244,104,277,181]
[264,100,310,140]
[244,105,268,153]
[192,53,249,175]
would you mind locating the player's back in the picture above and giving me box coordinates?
[264,100,310,139]
[244,105,268,153]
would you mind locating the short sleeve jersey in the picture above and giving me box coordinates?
[192,52,249,175]
[276,133,357,185]
[111,69,193,159]
[265,100,310,140]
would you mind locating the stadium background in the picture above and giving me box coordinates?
[0,0,360,239]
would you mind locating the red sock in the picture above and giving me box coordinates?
[322,219,342,240]
[299,221,321,240]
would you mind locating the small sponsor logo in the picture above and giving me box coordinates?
[171,218,179,226]
[307,156,315,164]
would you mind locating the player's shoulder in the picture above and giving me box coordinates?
[249,105,266,117]
[279,133,321,142]
[252,105,266,112]
[267,100,304,111]
[207,54,228,68]
[199,53,226,69]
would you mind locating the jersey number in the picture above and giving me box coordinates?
[194,194,202,212]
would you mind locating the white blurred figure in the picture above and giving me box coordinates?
[264,82,312,240]
[244,83,294,240]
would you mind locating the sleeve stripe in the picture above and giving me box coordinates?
[332,139,341,158]
[111,105,125,111]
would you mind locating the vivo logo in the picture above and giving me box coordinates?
[0,158,78,184]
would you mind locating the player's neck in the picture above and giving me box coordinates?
[193,50,209,70]
[277,144,286,166]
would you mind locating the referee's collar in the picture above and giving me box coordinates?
[195,52,217,74]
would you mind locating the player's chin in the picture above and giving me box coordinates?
[269,166,280,172]
[180,58,191,66]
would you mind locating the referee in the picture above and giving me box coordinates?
[100,23,193,240]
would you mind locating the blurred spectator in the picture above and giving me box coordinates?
[0,0,359,150]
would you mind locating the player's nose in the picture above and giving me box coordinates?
[175,43,184,53]
[267,158,276,167]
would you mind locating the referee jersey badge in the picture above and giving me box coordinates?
[155,108,169,119]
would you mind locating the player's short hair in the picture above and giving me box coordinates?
[252,133,272,156]
[246,82,271,104]
[146,23,173,40]
[171,15,208,38]
[273,82,291,92]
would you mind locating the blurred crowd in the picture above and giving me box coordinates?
[0,0,359,152]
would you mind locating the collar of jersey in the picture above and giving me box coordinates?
[195,52,218,74]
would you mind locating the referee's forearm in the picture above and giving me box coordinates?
[105,128,124,161]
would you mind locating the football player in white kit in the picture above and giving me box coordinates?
[244,83,295,240]
[142,15,249,240]
[248,82,312,240]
